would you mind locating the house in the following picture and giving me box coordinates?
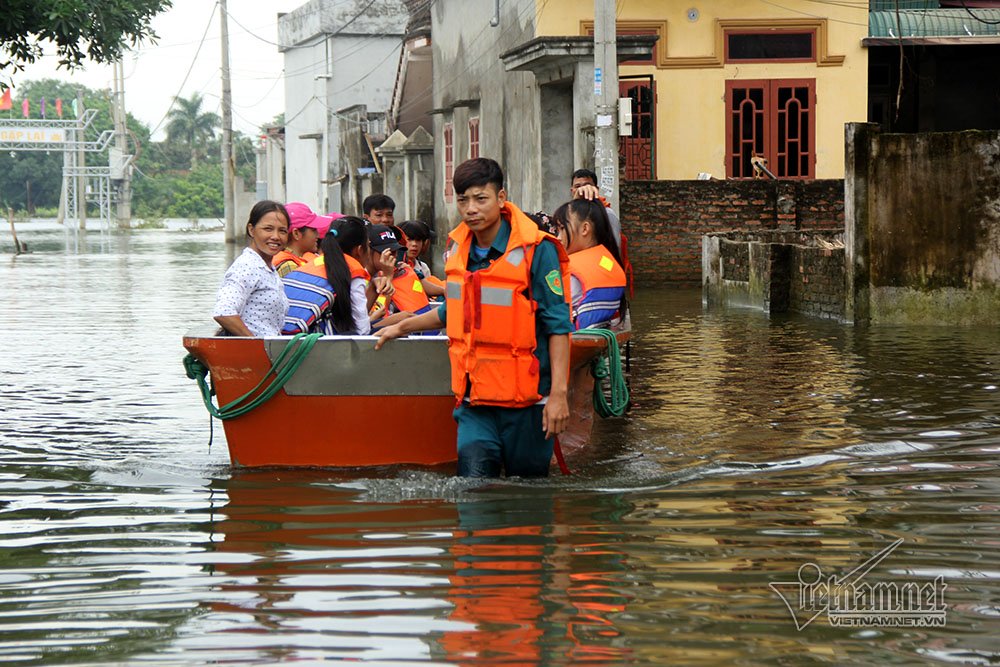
[277,0,407,214]
[427,0,868,236]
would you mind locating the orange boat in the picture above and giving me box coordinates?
[182,329,629,469]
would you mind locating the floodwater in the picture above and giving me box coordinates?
[1,225,998,665]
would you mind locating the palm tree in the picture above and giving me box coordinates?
[165,93,220,169]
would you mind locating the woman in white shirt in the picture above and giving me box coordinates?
[213,200,290,336]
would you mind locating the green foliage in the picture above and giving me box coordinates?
[166,93,220,169]
[0,0,171,76]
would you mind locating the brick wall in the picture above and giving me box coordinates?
[621,179,844,286]
[789,246,846,320]
[720,240,749,281]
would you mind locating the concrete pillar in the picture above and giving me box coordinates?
[702,234,721,306]
[843,122,879,325]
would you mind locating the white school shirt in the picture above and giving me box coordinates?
[213,248,289,336]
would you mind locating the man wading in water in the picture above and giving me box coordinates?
[375,157,574,478]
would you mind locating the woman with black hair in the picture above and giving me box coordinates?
[213,200,291,337]
[551,199,628,330]
[282,216,394,335]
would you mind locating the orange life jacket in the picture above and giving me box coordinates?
[344,254,370,282]
[423,274,446,290]
[569,244,626,330]
[444,201,571,407]
[594,195,634,297]
[272,250,314,274]
[391,263,432,314]
[281,253,368,334]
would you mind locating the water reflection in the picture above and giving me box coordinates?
[197,473,636,664]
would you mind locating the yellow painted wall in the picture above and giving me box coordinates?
[537,1,869,179]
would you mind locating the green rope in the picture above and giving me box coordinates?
[574,329,631,418]
[183,333,322,421]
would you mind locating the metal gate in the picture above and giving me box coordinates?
[619,75,655,180]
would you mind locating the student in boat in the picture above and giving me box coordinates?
[272,203,336,277]
[397,219,446,298]
[365,224,434,318]
[362,194,395,226]
[213,200,291,337]
[551,199,628,330]
[569,168,634,294]
[375,157,574,478]
[282,216,398,335]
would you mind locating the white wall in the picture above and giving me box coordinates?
[280,0,406,212]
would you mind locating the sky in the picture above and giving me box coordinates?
[11,0,306,140]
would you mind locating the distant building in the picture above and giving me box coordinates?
[277,0,407,214]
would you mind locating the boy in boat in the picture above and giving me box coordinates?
[362,194,396,226]
[375,157,573,478]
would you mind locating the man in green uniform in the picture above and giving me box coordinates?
[374,158,573,477]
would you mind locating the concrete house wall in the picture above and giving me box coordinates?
[430,0,540,236]
[279,0,406,214]
[845,123,1000,325]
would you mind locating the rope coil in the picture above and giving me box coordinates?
[183,332,322,421]
[574,329,631,418]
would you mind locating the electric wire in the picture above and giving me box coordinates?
[147,1,218,139]
[959,0,1000,25]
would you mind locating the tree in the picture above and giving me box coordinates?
[0,0,171,76]
[166,93,220,169]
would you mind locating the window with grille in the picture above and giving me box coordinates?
[725,79,815,179]
[468,117,480,159]
[443,122,454,202]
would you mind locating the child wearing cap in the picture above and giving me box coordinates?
[364,224,435,330]
[273,202,335,277]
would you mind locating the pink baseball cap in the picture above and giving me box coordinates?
[285,202,334,235]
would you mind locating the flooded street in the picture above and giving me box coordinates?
[1,227,998,664]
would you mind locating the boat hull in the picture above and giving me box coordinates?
[183,330,628,468]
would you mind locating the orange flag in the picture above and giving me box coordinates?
[0,88,11,111]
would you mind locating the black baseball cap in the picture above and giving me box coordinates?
[367,224,404,253]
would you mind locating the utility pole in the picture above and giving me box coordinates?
[76,90,87,231]
[112,59,132,227]
[219,0,237,243]
[593,0,620,212]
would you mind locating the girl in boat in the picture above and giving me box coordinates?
[212,200,290,337]
[551,199,628,330]
[281,216,404,335]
